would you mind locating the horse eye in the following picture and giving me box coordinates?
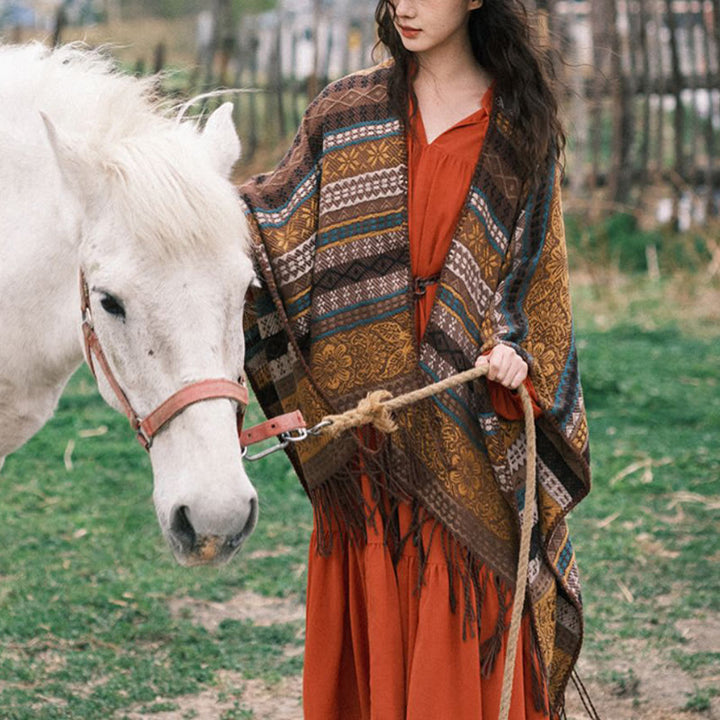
[100,293,126,319]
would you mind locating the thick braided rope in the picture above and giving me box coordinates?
[319,364,536,720]
[498,384,536,720]
[321,365,493,437]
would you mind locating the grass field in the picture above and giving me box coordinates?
[0,274,719,719]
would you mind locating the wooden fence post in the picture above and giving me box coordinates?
[290,31,301,129]
[638,0,652,185]
[589,0,611,201]
[308,0,322,102]
[609,0,634,204]
[703,2,718,216]
[666,0,684,228]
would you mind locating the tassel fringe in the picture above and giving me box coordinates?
[308,414,601,720]
[306,417,566,716]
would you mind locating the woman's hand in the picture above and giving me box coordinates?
[475,345,528,390]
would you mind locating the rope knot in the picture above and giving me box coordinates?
[322,390,396,438]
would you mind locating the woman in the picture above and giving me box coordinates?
[239,1,591,718]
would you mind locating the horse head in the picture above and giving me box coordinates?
[43,101,259,566]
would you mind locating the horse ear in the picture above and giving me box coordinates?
[41,112,96,205]
[201,102,241,178]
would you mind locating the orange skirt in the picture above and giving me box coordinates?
[302,477,550,720]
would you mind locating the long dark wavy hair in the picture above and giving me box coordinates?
[374,0,565,185]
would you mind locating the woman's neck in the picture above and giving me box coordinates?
[411,42,492,143]
[413,41,490,110]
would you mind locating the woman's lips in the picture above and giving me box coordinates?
[398,25,421,39]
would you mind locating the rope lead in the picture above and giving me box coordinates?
[317,364,537,720]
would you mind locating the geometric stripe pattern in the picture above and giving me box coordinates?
[238,62,591,713]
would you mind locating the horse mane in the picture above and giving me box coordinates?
[0,42,246,260]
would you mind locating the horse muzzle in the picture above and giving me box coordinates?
[167,496,259,566]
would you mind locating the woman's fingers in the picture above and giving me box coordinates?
[488,346,515,384]
[508,366,527,390]
[476,345,528,389]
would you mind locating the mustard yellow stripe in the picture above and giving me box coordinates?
[552,524,569,564]
[286,287,310,306]
[294,307,311,323]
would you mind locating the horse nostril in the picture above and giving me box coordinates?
[170,505,196,552]
[229,496,258,549]
[244,496,258,535]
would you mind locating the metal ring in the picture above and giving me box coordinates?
[282,428,308,443]
[307,419,333,436]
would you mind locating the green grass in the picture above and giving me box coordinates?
[566,278,720,712]
[0,373,307,718]
[683,687,717,713]
[1,278,719,717]
[573,323,720,638]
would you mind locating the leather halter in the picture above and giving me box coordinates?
[79,271,304,453]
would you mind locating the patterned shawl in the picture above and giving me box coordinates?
[238,63,591,714]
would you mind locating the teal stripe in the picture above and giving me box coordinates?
[286,291,311,319]
[313,289,406,323]
[314,305,405,341]
[317,212,404,248]
[436,287,481,344]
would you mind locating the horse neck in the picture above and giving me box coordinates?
[0,158,84,386]
[0,181,83,460]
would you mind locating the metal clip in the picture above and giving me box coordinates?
[307,419,333,436]
[242,437,290,462]
[241,422,331,462]
[81,305,94,329]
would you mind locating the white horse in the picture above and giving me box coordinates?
[0,43,259,566]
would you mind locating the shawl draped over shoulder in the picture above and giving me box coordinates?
[238,63,591,713]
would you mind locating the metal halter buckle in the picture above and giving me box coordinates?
[241,421,332,462]
[242,427,307,462]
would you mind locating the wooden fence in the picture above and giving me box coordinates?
[551,0,720,226]
[199,0,718,227]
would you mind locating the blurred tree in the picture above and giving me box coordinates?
[233,0,276,17]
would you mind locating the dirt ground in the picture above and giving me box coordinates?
[120,591,719,720]
[564,619,720,719]
[120,671,303,720]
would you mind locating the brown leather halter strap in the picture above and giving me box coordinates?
[79,271,305,453]
[239,409,305,447]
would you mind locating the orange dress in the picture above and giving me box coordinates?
[303,87,549,720]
